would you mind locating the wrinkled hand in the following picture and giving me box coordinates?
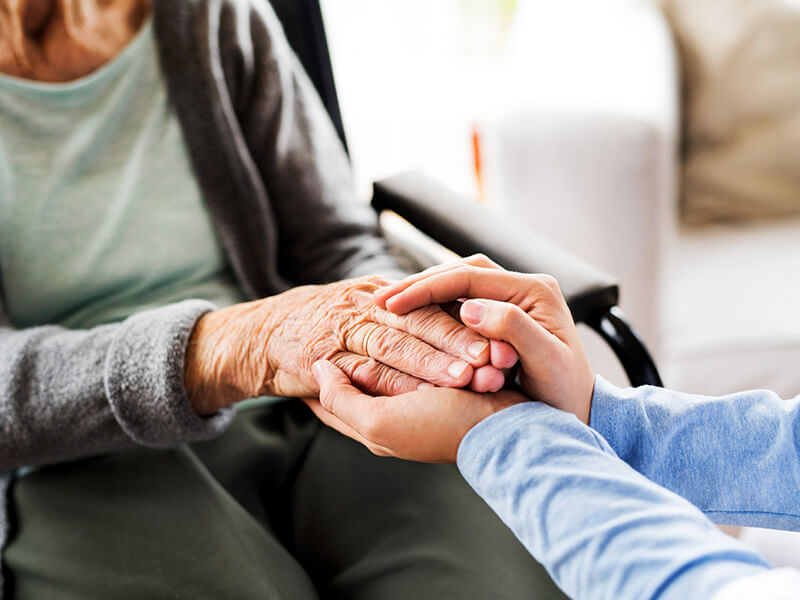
[374,257,595,424]
[185,275,506,414]
[304,359,526,463]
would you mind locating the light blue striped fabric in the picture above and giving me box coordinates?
[590,376,800,530]
[455,373,800,599]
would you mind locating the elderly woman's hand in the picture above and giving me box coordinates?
[185,275,500,414]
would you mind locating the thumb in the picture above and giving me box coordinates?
[459,299,552,367]
[312,360,361,414]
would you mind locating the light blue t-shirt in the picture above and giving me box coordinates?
[0,21,245,330]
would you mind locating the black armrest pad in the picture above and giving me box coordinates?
[372,172,619,323]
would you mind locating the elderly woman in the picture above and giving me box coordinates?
[0,0,564,598]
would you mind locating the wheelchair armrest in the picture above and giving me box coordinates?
[371,171,619,325]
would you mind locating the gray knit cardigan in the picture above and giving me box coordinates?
[0,0,406,591]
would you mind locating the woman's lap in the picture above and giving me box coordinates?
[5,441,318,599]
[5,401,564,599]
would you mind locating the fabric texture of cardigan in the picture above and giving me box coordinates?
[0,0,407,592]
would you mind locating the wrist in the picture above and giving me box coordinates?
[185,302,272,414]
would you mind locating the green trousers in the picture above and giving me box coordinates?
[4,400,565,599]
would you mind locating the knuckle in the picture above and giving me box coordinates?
[345,320,376,355]
[395,337,432,369]
[350,355,380,386]
[412,347,445,375]
[375,365,409,395]
[409,307,462,344]
[537,274,561,295]
[496,304,515,329]
[331,351,357,372]
[336,309,362,344]
[334,353,401,396]
[496,303,524,330]
[408,305,442,330]
[368,327,398,358]
[466,253,493,268]
[439,325,469,350]
[347,354,371,375]
[337,280,383,315]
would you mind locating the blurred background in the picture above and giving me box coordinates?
[321,0,518,201]
[321,0,800,564]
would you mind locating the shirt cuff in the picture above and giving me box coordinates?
[104,300,235,447]
[588,374,642,464]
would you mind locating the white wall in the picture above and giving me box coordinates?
[320,0,513,201]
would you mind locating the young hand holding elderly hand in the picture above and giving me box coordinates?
[304,256,596,462]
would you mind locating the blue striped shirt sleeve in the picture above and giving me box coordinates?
[457,401,770,600]
[590,376,800,530]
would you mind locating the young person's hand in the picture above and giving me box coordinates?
[374,257,595,424]
[304,360,526,463]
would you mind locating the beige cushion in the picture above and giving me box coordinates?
[661,0,800,225]
[660,216,800,399]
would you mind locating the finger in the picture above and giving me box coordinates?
[383,267,538,315]
[330,351,427,396]
[302,398,392,457]
[469,365,506,393]
[373,254,503,308]
[373,255,501,308]
[373,303,490,366]
[435,304,518,370]
[312,360,379,427]
[312,360,400,446]
[459,299,554,366]
[490,339,519,369]
[463,253,503,269]
[345,321,474,387]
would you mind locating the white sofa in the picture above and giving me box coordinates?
[482,0,800,398]
[480,0,800,563]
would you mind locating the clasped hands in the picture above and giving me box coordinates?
[303,256,595,463]
[185,255,595,464]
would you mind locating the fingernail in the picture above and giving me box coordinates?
[374,286,391,297]
[417,382,435,390]
[447,360,469,380]
[312,360,326,380]
[461,300,487,326]
[468,340,489,359]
